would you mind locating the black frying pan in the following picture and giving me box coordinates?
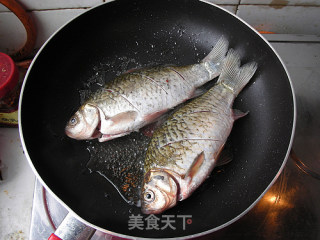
[19,0,295,239]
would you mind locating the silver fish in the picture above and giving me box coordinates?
[65,37,229,142]
[141,49,257,214]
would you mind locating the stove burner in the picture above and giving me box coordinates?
[30,180,119,240]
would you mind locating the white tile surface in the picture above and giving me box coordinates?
[272,42,320,68]
[271,42,320,170]
[240,0,320,5]
[220,4,238,13]
[31,9,87,50]
[0,8,87,55]
[0,128,35,240]
[0,0,102,12]
[0,2,236,56]
[262,34,320,42]
[0,12,27,55]
[0,5,9,12]
[237,5,320,34]
[2,0,320,56]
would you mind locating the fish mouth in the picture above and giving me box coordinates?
[65,127,101,140]
[98,131,131,142]
[65,127,74,138]
[64,126,86,140]
[65,130,77,139]
[141,206,163,215]
[140,194,177,215]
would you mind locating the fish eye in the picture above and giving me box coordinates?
[144,190,155,202]
[69,117,77,126]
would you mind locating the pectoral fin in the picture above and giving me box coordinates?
[233,109,248,120]
[99,111,138,141]
[215,142,233,167]
[189,88,206,99]
[123,68,140,74]
[184,152,205,180]
[110,111,138,126]
[141,110,170,137]
[143,109,168,123]
[216,148,233,167]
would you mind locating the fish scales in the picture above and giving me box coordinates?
[141,49,258,214]
[91,66,207,115]
[65,37,229,142]
[145,85,234,176]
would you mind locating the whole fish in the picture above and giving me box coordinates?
[141,49,257,214]
[65,37,229,142]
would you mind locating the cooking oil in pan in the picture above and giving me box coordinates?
[86,131,151,206]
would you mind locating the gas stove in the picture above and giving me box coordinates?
[27,35,320,240]
[30,155,320,240]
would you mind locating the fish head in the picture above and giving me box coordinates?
[141,169,178,214]
[65,103,100,140]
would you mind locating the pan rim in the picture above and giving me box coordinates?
[18,0,296,239]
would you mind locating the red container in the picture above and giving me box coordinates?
[0,52,21,127]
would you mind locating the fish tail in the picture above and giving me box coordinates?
[201,36,229,71]
[217,49,257,96]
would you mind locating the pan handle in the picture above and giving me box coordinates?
[48,213,96,240]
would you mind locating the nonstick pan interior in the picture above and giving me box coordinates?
[20,0,295,238]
